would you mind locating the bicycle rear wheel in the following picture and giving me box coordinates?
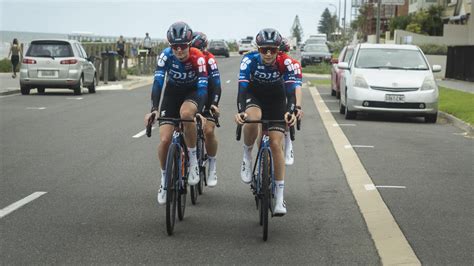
[165,144,179,236]
[260,149,271,241]
[198,166,205,194]
[196,135,206,195]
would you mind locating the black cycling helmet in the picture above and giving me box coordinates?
[279,38,290,52]
[191,31,208,51]
[167,22,193,44]
[255,28,282,47]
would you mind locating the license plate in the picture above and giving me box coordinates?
[385,94,405,103]
[39,70,58,77]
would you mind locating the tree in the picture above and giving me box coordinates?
[352,4,372,40]
[291,15,304,44]
[318,8,333,38]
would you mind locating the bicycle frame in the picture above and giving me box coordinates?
[251,128,275,212]
[164,124,189,193]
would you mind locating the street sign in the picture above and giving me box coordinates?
[382,0,405,5]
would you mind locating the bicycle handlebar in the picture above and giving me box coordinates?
[146,113,156,138]
[236,114,296,141]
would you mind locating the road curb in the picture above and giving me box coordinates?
[0,89,20,96]
[438,111,473,135]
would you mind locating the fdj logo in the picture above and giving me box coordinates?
[169,70,196,80]
[255,70,279,80]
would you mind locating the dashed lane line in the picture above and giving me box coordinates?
[0,192,48,219]
[309,85,420,265]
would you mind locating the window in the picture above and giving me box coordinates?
[355,48,428,70]
[26,41,73,57]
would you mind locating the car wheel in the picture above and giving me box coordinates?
[20,86,30,95]
[239,51,243,55]
[339,98,345,114]
[74,76,83,95]
[225,53,229,58]
[37,87,45,94]
[88,75,96,94]
[344,91,356,119]
[336,91,341,99]
[424,113,437,123]
[331,89,336,96]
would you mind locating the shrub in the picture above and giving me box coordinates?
[418,44,447,55]
[0,58,18,73]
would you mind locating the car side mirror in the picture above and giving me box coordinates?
[331,58,339,64]
[87,56,95,63]
[338,62,350,70]
[432,65,442,73]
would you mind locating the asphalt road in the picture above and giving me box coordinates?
[1,54,472,264]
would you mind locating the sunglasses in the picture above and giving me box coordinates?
[258,46,279,54]
[170,42,190,50]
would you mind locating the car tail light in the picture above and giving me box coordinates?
[60,59,78,64]
[22,58,37,64]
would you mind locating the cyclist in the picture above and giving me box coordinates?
[234,28,297,216]
[190,32,222,187]
[279,38,304,165]
[144,22,208,205]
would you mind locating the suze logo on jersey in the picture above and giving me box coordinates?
[240,57,251,70]
[293,63,301,75]
[208,58,217,70]
[197,57,206,73]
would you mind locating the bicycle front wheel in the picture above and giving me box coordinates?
[165,144,179,236]
[260,148,271,241]
[178,151,187,220]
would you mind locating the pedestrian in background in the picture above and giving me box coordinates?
[131,37,139,65]
[142,32,152,55]
[7,38,22,78]
[116,35,125,63]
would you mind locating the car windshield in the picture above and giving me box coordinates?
[26,42,74,58]
[306,39,325,45]
[305,45,329,52]
[355,48,429,70]
[210,42,225,47]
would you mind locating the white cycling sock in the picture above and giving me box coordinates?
[208,156,216,172]
[243,144,253,160]
[285,132,292,156]
[275,180,285,202]
[188,147,197,164]
[161,169,166,185]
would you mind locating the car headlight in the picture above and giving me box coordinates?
[353,74,369,89]
[420,76,437,91]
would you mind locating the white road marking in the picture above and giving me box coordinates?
[365,184,407,191]
[377,185,407,189]
[26,107,46,110]
[133,126,156,138]
[309,85,420,265]
[0,192,47,219]
[324,110,339,113]
[320,100,339,103]
[344,145,374,149]
[226,80,231,84]
[318,92,331,95]
[66,97,83,100]
[333,123,356,127]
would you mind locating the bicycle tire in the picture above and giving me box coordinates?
[190,184,198,205]
[165,144,179,236]
[198,167,205,194]
[177,150,187,220]
[261,148,271,241]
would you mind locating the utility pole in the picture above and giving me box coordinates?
[343,0,347,39]
[376,0,381,43]
[339,0,341,28]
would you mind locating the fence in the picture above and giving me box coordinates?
[445,45,474,82]
[81,42,167,83]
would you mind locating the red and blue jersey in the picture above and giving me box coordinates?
[278,52,303,87]
[237,51,297,113]
[151,47,208,111]
[203,51,222,107]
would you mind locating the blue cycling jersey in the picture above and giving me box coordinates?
[237,51,297,113]
[151,47,208,111]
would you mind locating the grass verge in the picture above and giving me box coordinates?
[439,86,474,125]
[309,79,331,86]
[302,63,332,75]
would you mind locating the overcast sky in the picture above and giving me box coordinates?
[0,0,352,40]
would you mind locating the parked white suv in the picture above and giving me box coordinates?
[20,39,96,95]
[338,43,441,123]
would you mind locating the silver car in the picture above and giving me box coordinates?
[20,39,96,95]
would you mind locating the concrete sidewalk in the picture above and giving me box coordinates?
[0,73,153,95]
[437,79,474,94]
